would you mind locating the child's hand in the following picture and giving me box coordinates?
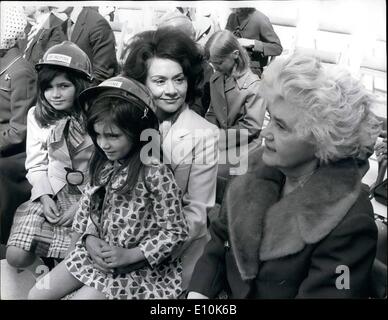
[55,203,78,227]
[100,245,133,269]
[40,195,61,224]
[85,235,113,273]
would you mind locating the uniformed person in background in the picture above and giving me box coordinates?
[0,6,37,245]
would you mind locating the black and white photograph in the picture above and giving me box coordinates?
[0,0,386,306]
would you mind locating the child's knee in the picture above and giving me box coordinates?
[6,246,35,268]
[27,285,40,300]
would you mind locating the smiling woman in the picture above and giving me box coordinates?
[145,57,188,118]
[123,28,219,293]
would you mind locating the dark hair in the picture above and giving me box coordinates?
[34,66,89,127]
[122,28,204,106]
[86,93,159,194]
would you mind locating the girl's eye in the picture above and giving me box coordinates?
[107,134,120,139]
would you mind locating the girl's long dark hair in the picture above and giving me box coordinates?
[86,93,159,194]
[34,66,90,128]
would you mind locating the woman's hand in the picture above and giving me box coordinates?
[187,291,209,299]
[85,235,113,273]
[40,195,61,224]
[55,203,78,227]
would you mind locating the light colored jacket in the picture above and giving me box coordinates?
[25,107,94,201]
[161,105,219,289]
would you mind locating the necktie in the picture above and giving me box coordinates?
[67,18,73,41]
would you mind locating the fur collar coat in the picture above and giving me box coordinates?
[223,147,363,280]
[189,146,377,298]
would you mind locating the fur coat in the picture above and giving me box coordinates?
[189,147,377,298]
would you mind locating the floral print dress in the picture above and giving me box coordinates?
[65,161,189,299]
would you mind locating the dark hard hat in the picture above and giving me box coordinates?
[35,41,93,81]
[79,75,157,119]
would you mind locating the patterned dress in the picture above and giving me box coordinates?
[66,161,189,299]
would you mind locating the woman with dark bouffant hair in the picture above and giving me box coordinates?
[123,28,219,294]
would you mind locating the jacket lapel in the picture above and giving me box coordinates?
[161,106,193,167]
[210,72,229,126]
[211,72,226,101]
[70,8,87,43]
[48,119,72,167]
[224,76,236,93]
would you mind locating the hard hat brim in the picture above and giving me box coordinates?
[79,86,155,114]
[35,62,93,82]
[79,78,156,114]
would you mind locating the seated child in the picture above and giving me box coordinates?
[28,76,189,299]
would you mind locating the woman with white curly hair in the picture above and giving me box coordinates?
[187,53,382,298]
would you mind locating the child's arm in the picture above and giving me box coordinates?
[40,194,61,223]
[24,108,54,201]
[85,235,113,273]
[228,82,266,144]
[137,164,189,267]
[101,164,189,271]
[65,185,100,256]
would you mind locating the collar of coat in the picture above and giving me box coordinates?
[49,116,86,149]
[0,47,21,70]
[210,69,259,91]
[84,161,129,198]
[224,147,362,280]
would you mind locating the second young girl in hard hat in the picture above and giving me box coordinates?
[6,41,94,269]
